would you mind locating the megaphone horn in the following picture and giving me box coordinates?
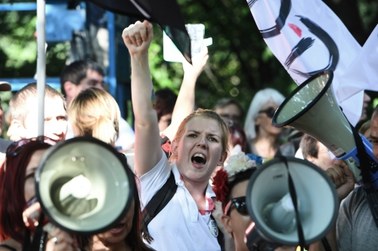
[246,157,338,246]
[35,136,135,234]
[272,71,378,188]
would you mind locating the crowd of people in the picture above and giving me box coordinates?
[0,18,376,251]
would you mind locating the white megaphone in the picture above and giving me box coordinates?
[246,157,338,247]
[35,136,135,234]
[272,71,378,188]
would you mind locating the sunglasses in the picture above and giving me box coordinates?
[224,196,249,216]
[6,136,54,158]
[258,107,276,118]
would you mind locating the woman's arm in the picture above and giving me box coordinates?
[162,46,209,141]
[122,21,162,177]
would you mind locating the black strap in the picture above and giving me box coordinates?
[349,121,378,227]
[321,237,332,251]
[279,156,306,251]
[141,171,177,243]
[0,244,17,251]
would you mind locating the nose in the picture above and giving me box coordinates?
[196,135,207,148]
[47,119,67,141]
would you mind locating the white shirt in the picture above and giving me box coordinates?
[140,152,221,251]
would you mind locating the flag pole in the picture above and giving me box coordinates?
[36,0,46,136]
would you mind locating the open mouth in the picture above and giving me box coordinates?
[191,153,207,165]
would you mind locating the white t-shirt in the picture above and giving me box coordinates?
[139,152,221,251]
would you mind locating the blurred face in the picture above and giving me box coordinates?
[308,142,334,171]
[79,69,105,91]
[95,201,135,248]
[222,180,251,251]
[174,117,226,184]
[158,113,172,131]
[255,101,282,136]
[23,96,67,143]
[24,149,47,202]
[215,104,242,126]
[67,69,104,104]
[370,112,378,159]
[360,93,371,121]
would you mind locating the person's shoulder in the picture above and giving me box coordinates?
[0,139,12,153]
[0,239,21,251]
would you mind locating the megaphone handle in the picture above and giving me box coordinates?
[25,211,47,251]
[279,156,305,251]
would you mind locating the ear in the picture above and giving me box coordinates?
[7,119,25,141]
[170,139,178,159]
[217,152,228,166]
[63,81,77,100]
[254,114,262,126]
[221,214,233,234]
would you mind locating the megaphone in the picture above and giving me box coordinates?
[246,157,338,247]
[272,71,378,188]
[35,136,134,234]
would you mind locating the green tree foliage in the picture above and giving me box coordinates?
[0,0,376,116]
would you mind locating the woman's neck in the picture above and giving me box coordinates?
[182,177,212,212]
[252,136,278,159]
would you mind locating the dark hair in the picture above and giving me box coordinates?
[0,141,51,242]
[300,134,319,159]
[126,175,155,251]
[153,88,177,121]
[226,169,255,205]
[60,59,105,96]
[213,98,244,119]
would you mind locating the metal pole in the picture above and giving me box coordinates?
[36,0,46,136]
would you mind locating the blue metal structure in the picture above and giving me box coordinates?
[0,2,117,97]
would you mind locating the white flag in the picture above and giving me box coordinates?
[246,0,377,125]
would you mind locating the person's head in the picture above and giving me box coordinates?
[370,106,378,158]
[60,59,105,104]
[360,92,372,122]
[359,119,371,140]
[213,98,244,127]
[0,81,11,136]
[244,88,285,141]
[68,88,120,146]
[212,152,262,251]
[300,134,335,171]
[95,164,148,250]
[228,123,248,154]
[153,88,177,131]
[0,137,52,242]
[170,109,229,183]
[7,83,67,143]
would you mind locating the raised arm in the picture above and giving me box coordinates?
[122,20,162,176]
[162,47,209,140]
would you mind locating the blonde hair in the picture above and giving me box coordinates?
[68,88,120,145]
[7,83,65,124]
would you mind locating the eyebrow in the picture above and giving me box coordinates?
[187,130,221,137]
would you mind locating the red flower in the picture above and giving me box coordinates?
[212,168,229,205]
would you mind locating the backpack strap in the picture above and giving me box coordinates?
[0,244,17,251]
[141,171,177,243]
